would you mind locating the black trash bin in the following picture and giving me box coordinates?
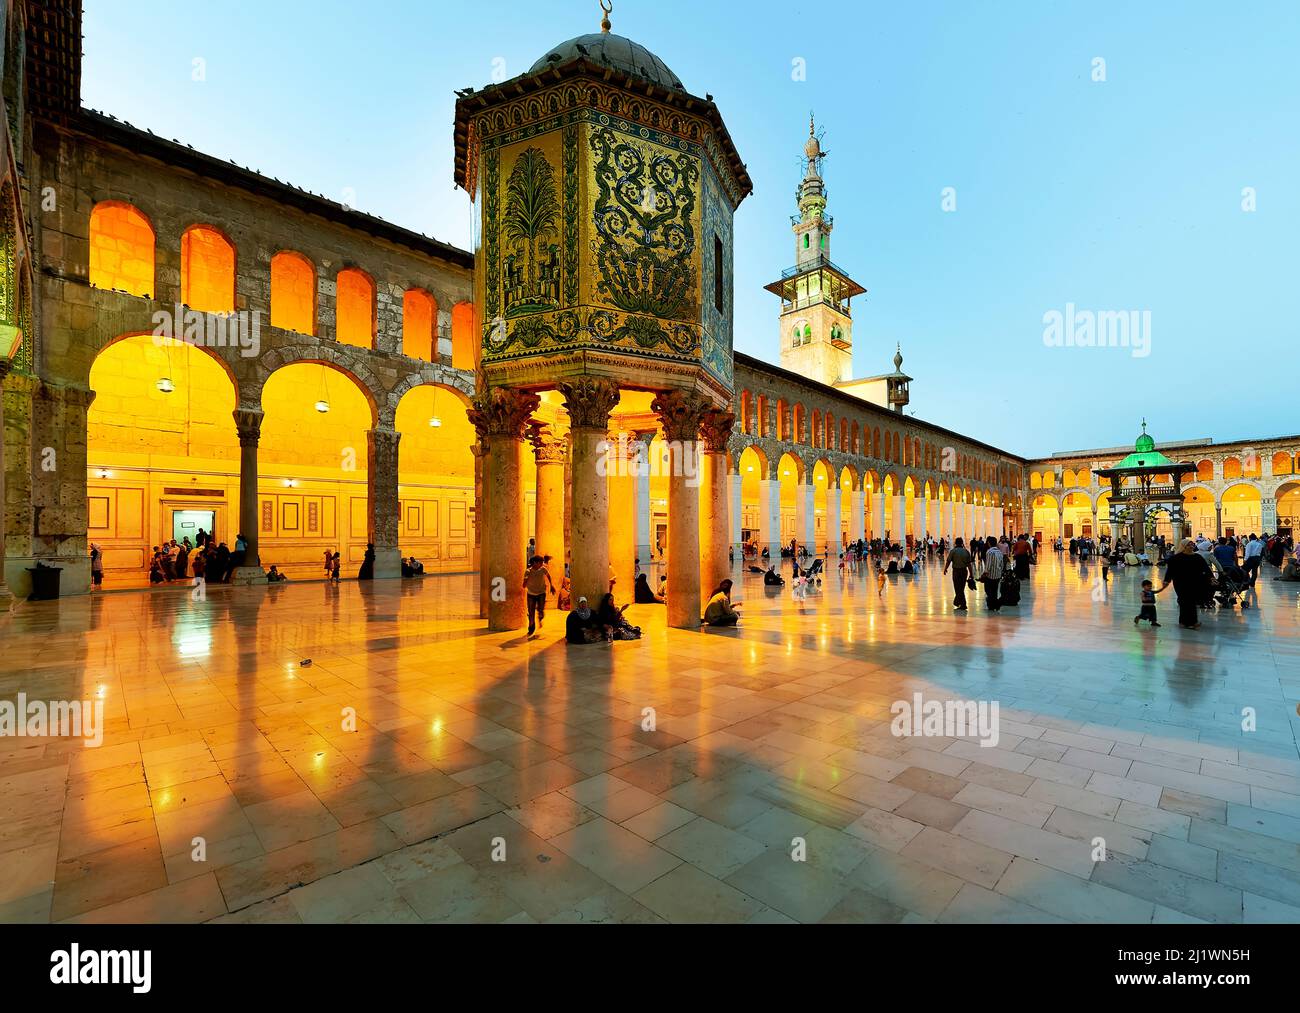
[26,563,63,601]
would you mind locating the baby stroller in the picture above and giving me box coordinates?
[804,558,825,582]
[999,567,1021,606]
[1214,564,1251,610]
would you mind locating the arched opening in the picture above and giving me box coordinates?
[1061,491,1093,539]
[1220,483,1261,537]
[258,362,376,577]
[270,251,315,335]
[1271,452,1294,477]
[335,268,376,349]
[451,301,475,371]
[738,445,767,551]
[811,459,832,551]
[181,225,236,314]
[882,473,901,540]
[839,465,859,545]
[778,452,804,547]
[1182,487,1215,539]
[393,384,478,573]
[1276,481,1300,538]
[903,476,918,541]
[1223,457,1242,481]
[1032,493,1060,541]
[87,333,239,587]
[1196,459,1214,482]
[402,289,437,361]
[89,201,154,298]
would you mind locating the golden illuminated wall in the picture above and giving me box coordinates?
[86,341,494,580]
[335,268,375,348]
[89,202,155,298]
[181,225,236,313]
[402,289,436,360]
[271,252,315,335]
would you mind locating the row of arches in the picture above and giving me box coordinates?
[733,445,1015,551]
[735,390,1021,489]
[88,201,475,366]
[86,333,481,584]
[1029,483,1300,541]
[1029,452,1298,490]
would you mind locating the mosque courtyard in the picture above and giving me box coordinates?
[1,556,1297,925]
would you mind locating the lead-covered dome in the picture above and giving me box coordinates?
[529,33,685,93]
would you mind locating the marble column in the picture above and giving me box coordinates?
[994,506,1005,536]
[759,476,781,560]
[967,502,977,541]
[849,489,864,543]
[699,410,735,603]
[892,494,905,543]
[872,492,885,541]
[607,430,639,600]
[914,498,927,544]
[472,438,489,619]
[467,387,541,631]
[1215,504,1223,539]
[633,430,655,567]
[728,470,743,562]
[984,505,993,538]
[531,426,567,565]
[652,389,710,629]
[365,428,403,580]
[232,408,266,584]
[558,378,619,607]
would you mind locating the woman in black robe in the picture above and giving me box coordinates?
[1159,539,1212,629]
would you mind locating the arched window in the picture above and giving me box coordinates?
[270,251,315,335]
[451,301,475,370]
[402,289,436,361]
[1196,459,1214,482]
[335,267,375,349]
[1223,457,1242,480]
[181,225,236,314]
[803,234,810,249]
[802,324,812,342]
[90,202,154,298]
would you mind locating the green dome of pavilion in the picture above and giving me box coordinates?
[1113,422,1172,470]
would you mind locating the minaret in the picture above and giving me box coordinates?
[765,116,865,386]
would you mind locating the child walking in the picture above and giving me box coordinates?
[1134,579,1161,627]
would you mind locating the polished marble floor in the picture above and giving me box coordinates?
[1,553,1298,924]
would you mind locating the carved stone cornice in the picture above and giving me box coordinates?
[557,377,619,430]
[652,389,711,443]
[467,386,542,441]
[233,408,264,447]
[698,409,735,454]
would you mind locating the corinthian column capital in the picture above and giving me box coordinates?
[233,408,264,447]
[557,377,620,430]
[698,409,736,454]
[467,386,541,441]
[651,389,711,443]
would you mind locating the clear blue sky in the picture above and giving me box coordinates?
[82,0,1299,457]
